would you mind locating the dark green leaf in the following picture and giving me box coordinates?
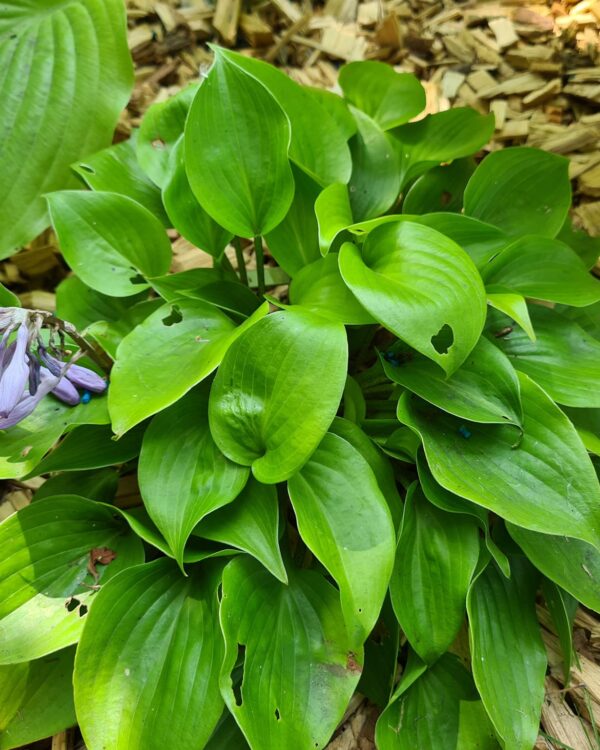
[0,496,143,663]
[0,0,132,257]
[339,222,486,374]
[464,147,570,238]
[0,648,75,750]
[33,468,118,503]
[139,385,249,566]
[185,48,293,238]
[542,579,578,685]
[109,298,268,434]
[398,373,600,548]
[382,335,522,426]
[390,486,479,663]
[402,158,476,215]
[288,431,396,645]
[467,557,546,750]
[47,191,172,297]
[339,61,425,130]
[557,215,600,269]
[194,477,286,582]
[55,276,135,331]
[74,558,224,750]
[220,557,362,749]
[209,308,347,483]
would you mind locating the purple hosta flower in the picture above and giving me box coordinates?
[0,370,59,429]
[0,323,29,418]
[49,368,81,406]
[40,349,107,394]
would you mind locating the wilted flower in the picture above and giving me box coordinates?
[0,307,108,430]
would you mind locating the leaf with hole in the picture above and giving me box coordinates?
[109,299,268,435]
[398,372,600,549]
[47,191,172,297]
[139,384,249,567]
[0,0,132,257]
[185,48,293,238]
[219,557,362,750]
[0,495,143,664]
[209,308,347,483]
[288,431,396,645]
[74,558,224,750]
[338,222,486,374]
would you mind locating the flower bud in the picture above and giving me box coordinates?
[0,324,29,418]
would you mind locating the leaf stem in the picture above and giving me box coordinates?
[254,235,265,297]
[234,237,249,286]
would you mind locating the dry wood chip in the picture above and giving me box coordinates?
[489,17,519,48]
[522,78,562,107]
[213,0,241,45]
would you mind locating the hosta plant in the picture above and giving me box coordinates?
[1,47,600,750]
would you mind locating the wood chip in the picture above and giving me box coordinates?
[212,0,241,45]
[489,17,519,48]
[478,72,546,98]
[522,78,562,107]
[441,70,466,99]
[490,99,507,129]
[240,13,274,47]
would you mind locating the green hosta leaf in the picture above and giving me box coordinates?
[557,215,600,269]
[138,384,249,567]
[185,48,293,238]
[209,308,347,483]
[467,557,546,750]
[109,298,268,435]
[391,109,494,189]
[220,557,362,750]
[417,213,507,268]
[490,305,600,407]
[563,406,600,455]
[86,299,163,360]
[398,373,600,549]
[347,108,401,221]
[289,254,374,325]
[0,0,133,257]
[25,423,144,477]
[486,291,535,342]
[339,61,425,130]
[75,558,224,750]
[0,284,19,308]
[417,454,510,578]
[163,137,232,257]
[219,50,351,186]
[357,597,400,708]
[307,87,357,139]
[560,300,600,338]
[0,394,109,480]
[542,580,578,684]
[47,191,172,297]
[33,468,118,503]
[0,648,76,750]
[339,222,486,374]
[0,495,143,664]
[72,137,168,223]
[390,486,479,663]
[376,652,485,750]
[382,336,522,426]
[205,712,248,749]
[315,182,353,255]
[194,477,286,582]
[464,147,570,238]
[288,431,396,645]
[481,236,600,306]
[402,158,476,215]
[265,166,321,276]
[507,524,600,613]
[137,83,199,187]
[55,276,134,331]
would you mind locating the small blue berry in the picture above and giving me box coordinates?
[81,391,92,405]
[458,425,472,439]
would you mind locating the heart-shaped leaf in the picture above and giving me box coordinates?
[315,182,354,255]
[382,335,522,426]
[402,158,476,215]
[0,0,132,257]
[481,235,600,306]
[209,308,347,483]
[0,496,143,664]
[138,384,249,567]
[467,557,546,750]
[109,299,268,435]
[185,48,294,238]
[398,372,600,549]
[47,191,172,297]
[339,222,486,374]
[339,61,425,130]
[288,431,396,645]
[0,648,76,750]
[390,486,479,663]
[507,524,600,613]
[219,557,362,750]
[490,305,600,407]
[74,558,224,750]
[464,147,570,238]
[194,477,286,582]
